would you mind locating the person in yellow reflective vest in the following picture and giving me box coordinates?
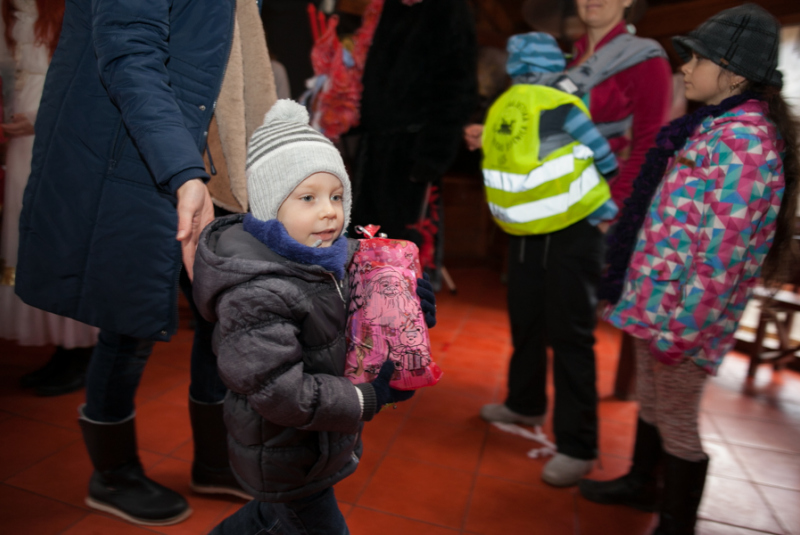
[482,33,619,235]
[478,32,619,487]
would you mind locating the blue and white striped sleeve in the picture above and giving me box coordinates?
[563,105,618,177]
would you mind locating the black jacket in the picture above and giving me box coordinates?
[193,215,374,502]
[349,0,477,238]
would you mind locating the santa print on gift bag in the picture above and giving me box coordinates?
[345,226,443,390]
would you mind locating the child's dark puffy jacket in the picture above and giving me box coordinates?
[193,214,365,503]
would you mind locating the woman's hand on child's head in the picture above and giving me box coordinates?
[372,360,415,410]
[417,273,437,328]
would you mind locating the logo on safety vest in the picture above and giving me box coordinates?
[491,100,529,153]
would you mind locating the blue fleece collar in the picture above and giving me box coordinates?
[242,214,348,280]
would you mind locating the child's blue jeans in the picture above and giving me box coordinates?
[209,488,349,535]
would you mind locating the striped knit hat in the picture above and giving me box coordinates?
[246,99,351,228]
[505,32,566,77]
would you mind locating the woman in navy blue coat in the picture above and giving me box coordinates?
[15,0,275,526]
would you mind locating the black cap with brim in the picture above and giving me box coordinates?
[671,35,710,64]
[669,3,783,89]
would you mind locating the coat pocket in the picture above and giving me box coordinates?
[310,431,359,482]
[641,260,685,328]
[619,256,686,331]
[649,262,684,281]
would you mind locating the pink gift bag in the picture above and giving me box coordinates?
[344,226,443,391]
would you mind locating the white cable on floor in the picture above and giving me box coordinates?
[491,422,557,458]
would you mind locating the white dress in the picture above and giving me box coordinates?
[0,0,98,348]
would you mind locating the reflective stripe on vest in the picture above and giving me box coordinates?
[481,84,610,235]
[488,164,600,224]
[483,145,594,193]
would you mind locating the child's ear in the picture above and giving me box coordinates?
[729,73,747,92]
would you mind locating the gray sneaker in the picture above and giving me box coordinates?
[480,403,545,427]
[541,453,594,487]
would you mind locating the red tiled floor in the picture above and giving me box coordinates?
[135,360,192,404]
[757,485,800,535]
[409,382,493,425]
[703,439,749,481]
[2,266,800,534]
[170,438,195,464]
[698,475,785,533]
[699,411,726,442]
[6,440,164,510]
[477,422,561,485]
[148,457,248,535]
[358,403,408,453]
[465,475,575,535]
[0,484,87,534]
[583,452,631,480]
[596,397,638,425]
[711,413,800,454]
[135,398,193,455]
[731,444,800,490]
[0,414,82,480]
[598,418,636,458]
[346,507,460,535]
[695,520,778,534]
[431,364,502,400]
[386,416,486,472]
[358,455,474,528]
[575,497,655,535]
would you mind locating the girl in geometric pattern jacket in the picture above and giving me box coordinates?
[579,5,799,535]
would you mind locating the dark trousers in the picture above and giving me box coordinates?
[210,488,349,535]
[505,220,602,460]
[83,268,226,422]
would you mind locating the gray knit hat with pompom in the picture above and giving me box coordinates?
[246,99,351,228]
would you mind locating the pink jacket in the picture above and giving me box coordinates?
[605,100,785,374]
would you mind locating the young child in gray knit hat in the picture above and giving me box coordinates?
[245,99,352,241]
[192,99,435,533]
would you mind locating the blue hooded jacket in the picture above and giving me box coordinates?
[15,0,234,340]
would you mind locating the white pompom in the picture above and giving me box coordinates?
[263,99,310,126]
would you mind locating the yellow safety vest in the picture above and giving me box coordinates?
[482,84,611,235]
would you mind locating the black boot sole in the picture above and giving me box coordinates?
[86,496,193,526]
[189,480,251,500]
[579,480,659,512]
[581,493,658,512]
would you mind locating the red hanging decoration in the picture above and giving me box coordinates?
[306,0,384,141]
[406,186,440,270]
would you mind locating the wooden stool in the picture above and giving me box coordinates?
[735,286,800,378]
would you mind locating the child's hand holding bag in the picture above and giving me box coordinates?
[371,360,415,411]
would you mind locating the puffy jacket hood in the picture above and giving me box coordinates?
[194,214,357,323]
